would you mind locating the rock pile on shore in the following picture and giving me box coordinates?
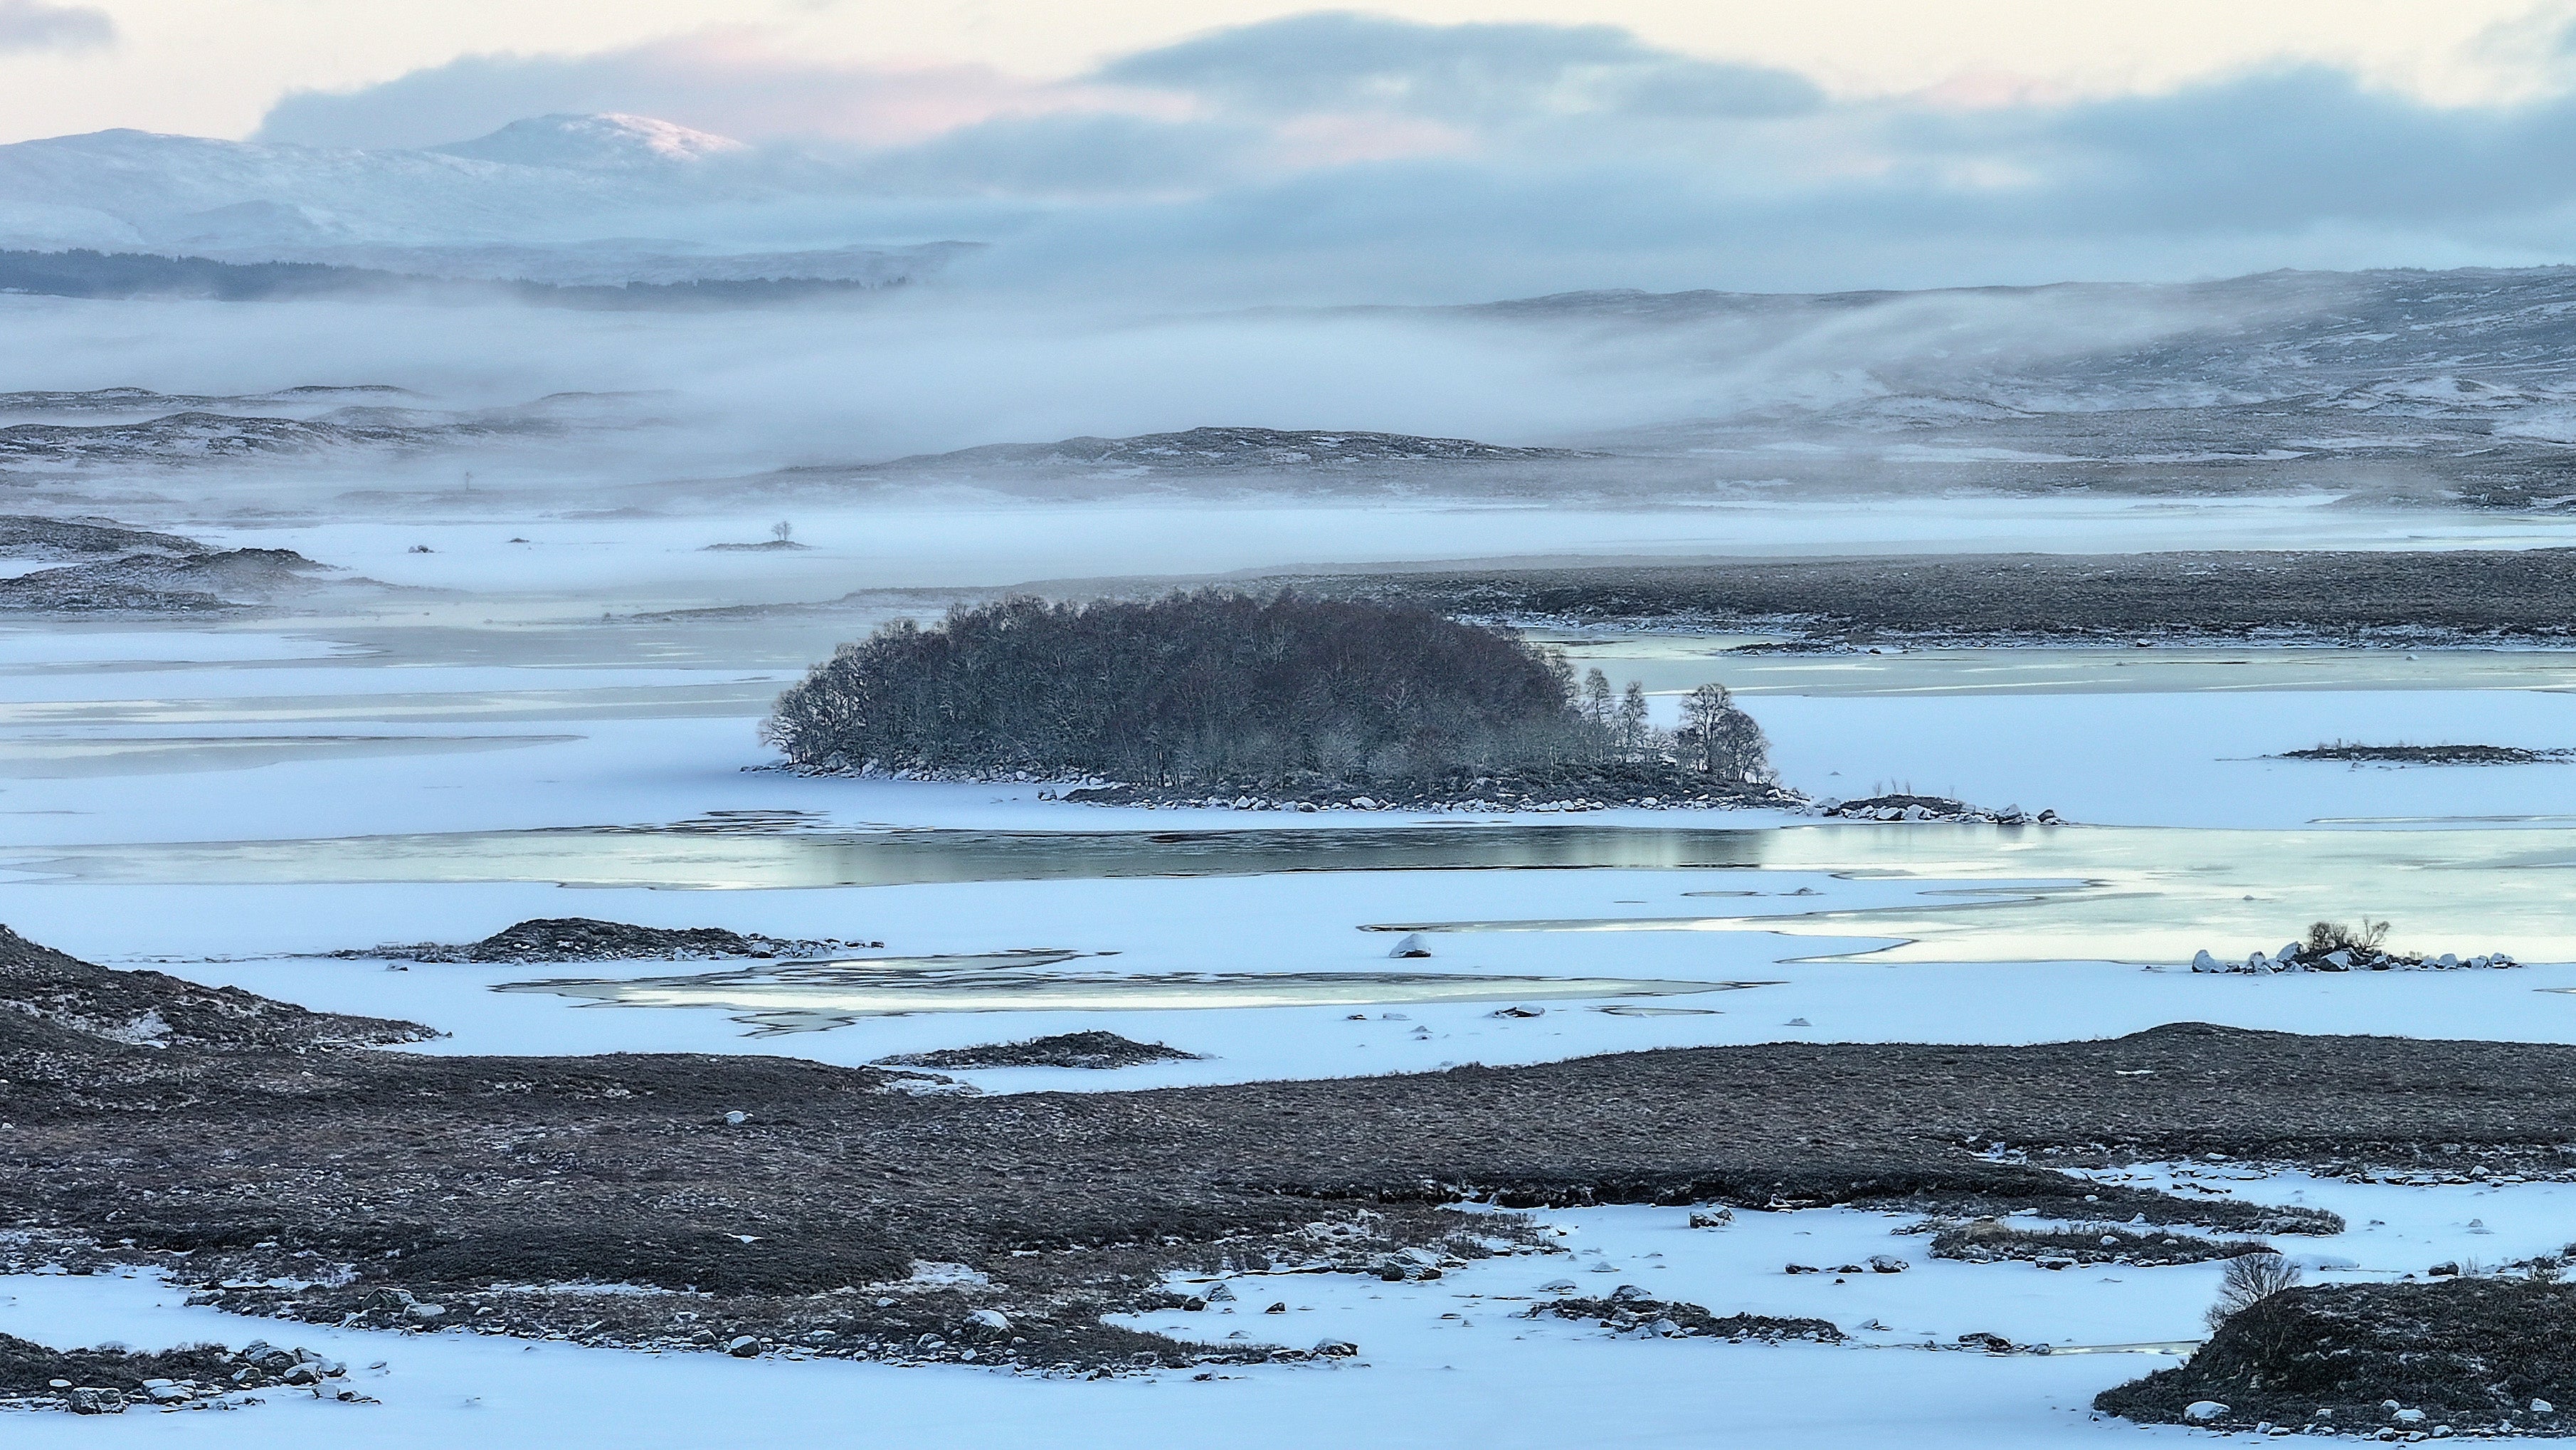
[0,1335,371,1414]
[1537,1288,1844,1343]
[1812,794,2059,824]
[2190,943,2520,974]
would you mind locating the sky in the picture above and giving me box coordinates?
[6,2,2576,299]
[3,1,2572,144]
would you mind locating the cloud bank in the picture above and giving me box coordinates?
[240,11,2576,300]
[0,0,110,53]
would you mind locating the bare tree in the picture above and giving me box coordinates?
[1583,668,1614,730]
[771,520,795,544]
[1675,681,1771,781]
[2207,1251,2301,1330]
[1617,681,1650,755]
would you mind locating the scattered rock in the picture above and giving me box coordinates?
[356,918,864,964]
[876,1032,1202,1071]
[1541,1296,1842,1344]
[2190,942,2518,974]
[2280,743,2572,767]
[1814,793,2057,826]
[1958,1332,2015,1353]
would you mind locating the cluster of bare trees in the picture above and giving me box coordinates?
[764,592,1772,787]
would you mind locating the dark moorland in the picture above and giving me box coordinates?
[15,928,2576,1373]
[1274,547,2576,643]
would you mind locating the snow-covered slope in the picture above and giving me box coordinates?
[0,114,963,286]
[429,113,746,171]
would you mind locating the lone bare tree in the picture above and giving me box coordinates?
[1680,681,1771,781]
[1617,681,1650,755]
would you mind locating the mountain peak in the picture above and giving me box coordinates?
[429,113,747,170]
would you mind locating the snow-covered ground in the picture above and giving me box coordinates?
[13,505,2576,1441]
[5,1167,2558,1446]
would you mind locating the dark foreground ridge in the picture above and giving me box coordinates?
[352,917,871,963]
[21,928,2576,1372]
[2099,1278,2576,1434]
[1272,547,2576,644]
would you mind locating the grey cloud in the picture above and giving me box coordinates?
[236,15,2576,303]
[255,41,1025,152]
[854,112,1260,197]
[0,0,112,53]
[1098,11,1820,122]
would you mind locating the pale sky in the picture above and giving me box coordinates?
[1,0,2571,145]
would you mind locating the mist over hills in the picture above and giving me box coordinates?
[6,107,2576,518]
[718,268,2576,512]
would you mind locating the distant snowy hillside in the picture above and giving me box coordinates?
[873,426,1593,476]
[429,113,746,171]
[0,114,966,287]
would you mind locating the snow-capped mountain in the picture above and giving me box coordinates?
[0,113,964,286]
[428,113,748,171]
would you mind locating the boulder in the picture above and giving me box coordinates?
[65,1387,126,1414]
[724,1335,763,1357]
[2182,1401,2229,1422]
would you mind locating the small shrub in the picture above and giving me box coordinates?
[2208,1251,2301,1329]
[2306,918,2391,955]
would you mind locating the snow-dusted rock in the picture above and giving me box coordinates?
[2182,1401,2229,1422]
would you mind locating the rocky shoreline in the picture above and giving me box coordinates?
[2190,943,2520,974]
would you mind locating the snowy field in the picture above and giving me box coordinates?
[4,1168,2560,1447]
[9,498,2576,1444]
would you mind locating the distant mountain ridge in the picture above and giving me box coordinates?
[865,426,1593,475]
[0,113,970,288]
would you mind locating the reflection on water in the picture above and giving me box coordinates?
[492,953,1766,1031]
[0,732,576,779]
[8,824,1770,888]
[26,820,2576,965]
[1361,824,2576,963]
